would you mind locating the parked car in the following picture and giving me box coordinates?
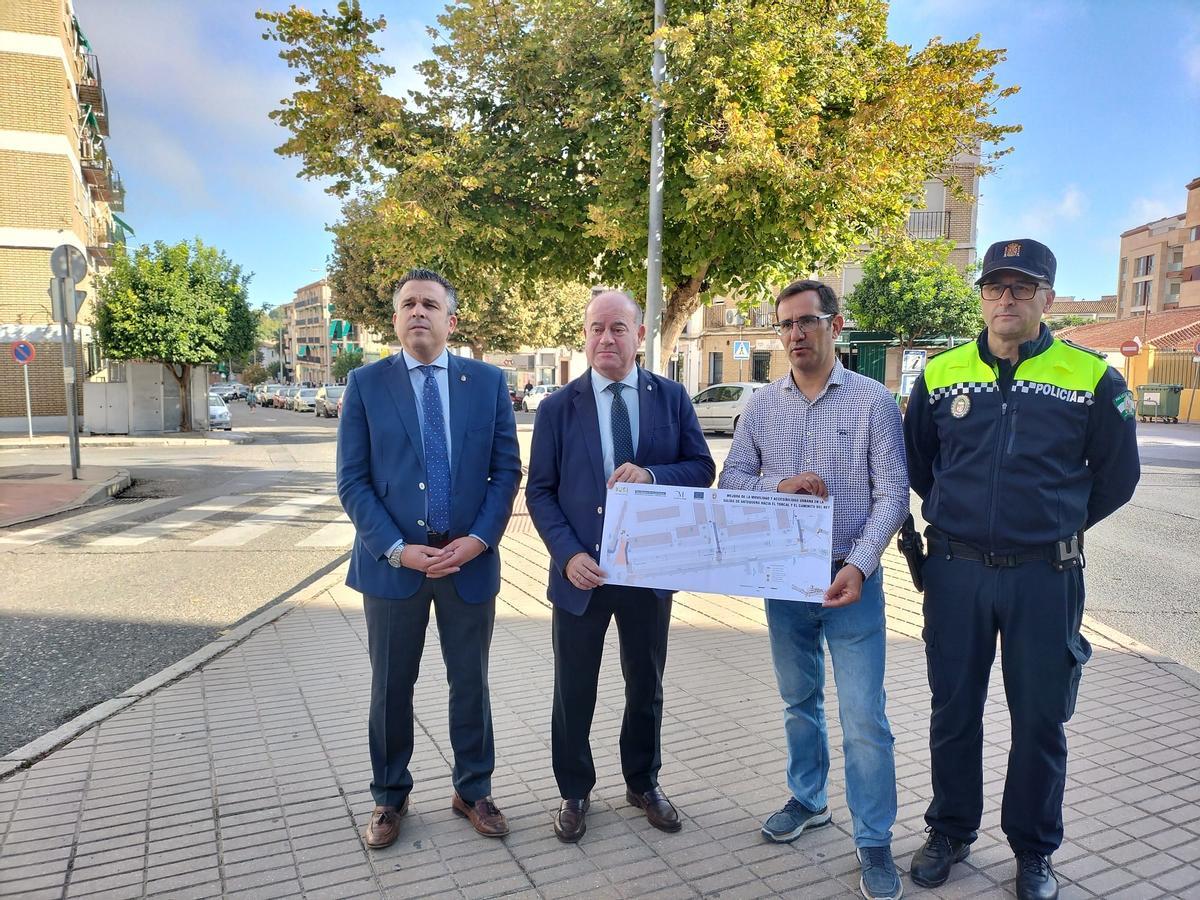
[691,382,766,433]
[293,387,318,413]
[337,393,344,417]
[258,384,282,406]
[207,393,232,431]
[522,384,560,412]
[315,385,344,417]
[282,386,301,410]
[508,388,523,411]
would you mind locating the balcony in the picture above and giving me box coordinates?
[1166,261,1185,278]
[87,220,118,267]
[109,168,125,212]
[906,210,951,240]
[77,55,109,135]
[80,140,118,202]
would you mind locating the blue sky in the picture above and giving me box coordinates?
[84,0,1200,309]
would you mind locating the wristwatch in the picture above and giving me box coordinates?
[387,539,407,568]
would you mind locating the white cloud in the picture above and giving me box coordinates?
[116,117,213,210]
[1015,184,1086,237]
[1128,195,1181,225]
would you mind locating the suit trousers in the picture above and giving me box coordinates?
[551,585,672,799]
[922,554,1089,855]
[363,579,496,807]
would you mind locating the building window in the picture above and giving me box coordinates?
[708,352,723,386]
[1190,226,1199,242]
[1135,254,1154,277]
[1119,257,1127,280]
[752,351,771,383]
[1133,281,1152,306]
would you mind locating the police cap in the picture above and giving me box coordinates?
[976,238,1056,288]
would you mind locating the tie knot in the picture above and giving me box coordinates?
[418,364,439,379]
[607,382,625,396]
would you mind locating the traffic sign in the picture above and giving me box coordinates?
[901,349,927,373]
[1194,338,1200,356]
[732,340,751,360]
[1120,339,1141,358]
[11,340,35,365]
[50,244,87,283]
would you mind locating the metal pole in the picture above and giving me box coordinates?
[644,0,666,373]
[23,364,33,441]
[1186,359,1200,424]
[59,313,80,479]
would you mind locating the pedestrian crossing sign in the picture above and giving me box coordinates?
[732,340,751,360]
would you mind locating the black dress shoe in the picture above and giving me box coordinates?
[1015,850,1058,900]
[909,827,971,887]
[626,786,682,832]
[554,798,589,842]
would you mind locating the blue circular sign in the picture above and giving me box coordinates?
[11,340,35,365]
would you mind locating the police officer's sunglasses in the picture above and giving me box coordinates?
[980,281,1044,301]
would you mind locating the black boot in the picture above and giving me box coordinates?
[909,828,970,887]
[1015,850,1058,900]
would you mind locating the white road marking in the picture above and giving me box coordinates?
[297,512,355,548]
[89,495,255,547]
[191,493,337,547]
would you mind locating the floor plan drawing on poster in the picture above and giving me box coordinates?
[600,483,833,602]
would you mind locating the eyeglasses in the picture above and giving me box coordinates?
[980,281,1044,302]
[771,314,832,335]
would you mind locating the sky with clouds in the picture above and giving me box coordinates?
[82,0,1200,309]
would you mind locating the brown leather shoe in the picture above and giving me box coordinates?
[554,798,589,843]
[363,798,409,849]
[451,793,509,837]
[627,786,682,832]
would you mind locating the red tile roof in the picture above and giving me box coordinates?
[1058,308,1200,350]
[1046,297,1117,316]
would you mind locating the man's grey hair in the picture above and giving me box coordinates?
[585,289,643,326]
[393,268,458,314]
[775,279,839,317]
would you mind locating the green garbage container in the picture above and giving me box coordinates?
[1136,384,1184,423]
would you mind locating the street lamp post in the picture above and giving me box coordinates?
[644,0,666,373]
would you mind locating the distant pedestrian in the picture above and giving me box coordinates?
[904,238,1140,900]
[524,380,533,394]
[246,390,257,410]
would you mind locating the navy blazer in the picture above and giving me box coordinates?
[336,352,522,601]
[525,367,715,615]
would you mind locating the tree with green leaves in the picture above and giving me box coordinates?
[258,0,1018,370]
[94,239,256,431]
[242,363,269,386]
[332,347,365,381]
[1045,315,1091,332]
[845,239,983,348]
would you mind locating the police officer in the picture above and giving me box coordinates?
[903,239,1139,900]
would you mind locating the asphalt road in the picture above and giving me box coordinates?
[1,404,1196,757]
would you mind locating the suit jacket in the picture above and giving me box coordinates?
[525,367,715,615]
[336,352,522,601]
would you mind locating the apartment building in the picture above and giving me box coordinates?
[1181,177,1200,308]
[1117,214,1187,319]
[684,154,981,393]
[0,1,129,420]
[282,278,370,385]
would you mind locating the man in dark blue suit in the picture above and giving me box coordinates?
[526,290,715,842]
[337,268,521,850]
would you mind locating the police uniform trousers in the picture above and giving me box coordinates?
[551,585,672,800]
[363,578,496,808]
[921,552,1090,856]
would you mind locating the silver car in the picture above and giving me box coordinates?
[293,387,319,413]
[207,393,232,431]
[691,382,766,434]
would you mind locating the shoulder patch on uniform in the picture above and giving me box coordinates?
[1059,338,1106,360]
[1113,389,1136,420]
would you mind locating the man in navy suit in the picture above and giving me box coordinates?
[526,290,715,842]
[337,268,521,850]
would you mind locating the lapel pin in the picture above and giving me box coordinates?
[460,375,467,382]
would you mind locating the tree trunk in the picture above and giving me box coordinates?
[653,266,709,376]
[166,363,194,432]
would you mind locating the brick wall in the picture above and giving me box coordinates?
[0,54,73,136]
[0,1,59,36]
[0,150,73,229]
[1,248,56,323]
[0,340,84,417]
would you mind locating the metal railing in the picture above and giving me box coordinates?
[906,210,951,239]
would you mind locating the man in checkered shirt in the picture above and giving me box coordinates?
[719,279,909,900]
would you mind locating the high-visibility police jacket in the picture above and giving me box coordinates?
[904,325,1140,551]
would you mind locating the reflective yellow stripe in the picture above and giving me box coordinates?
[1015,340,1108,393]
[923,342,995,391]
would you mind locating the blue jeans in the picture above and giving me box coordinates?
[765,566,896,847]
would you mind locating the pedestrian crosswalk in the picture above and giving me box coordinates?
[1,491,354,553]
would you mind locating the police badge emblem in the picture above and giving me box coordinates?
[1003,242,1021,257]
[950,394,971,418]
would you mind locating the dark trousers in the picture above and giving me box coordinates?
[922,554,1089,855]
[363,580,496,807]
[551,585,672,799]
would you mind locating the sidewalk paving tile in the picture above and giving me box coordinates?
[1,537,1199,899]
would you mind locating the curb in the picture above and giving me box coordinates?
[1082,613,1200,690]
[0,432,254,450]
[0,468,131,529]
[0,556,350,782]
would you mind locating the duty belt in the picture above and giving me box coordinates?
[926,527,1082,570]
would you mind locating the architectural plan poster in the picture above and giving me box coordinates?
[599,483,833,603]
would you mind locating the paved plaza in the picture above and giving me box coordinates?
[2,500,1199,899]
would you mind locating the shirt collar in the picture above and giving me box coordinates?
[401,348,450,372]
[783,358,845,393]
[977,323,1052,366]
[591,365,639,394]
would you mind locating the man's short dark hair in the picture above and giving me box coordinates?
[775,279,839,317]
[394,268,458,314]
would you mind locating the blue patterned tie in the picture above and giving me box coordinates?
[419,365,450,533]
[607,382,634,469]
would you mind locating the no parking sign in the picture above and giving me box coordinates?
[11,340,35,365]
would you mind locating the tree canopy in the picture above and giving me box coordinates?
[94,239,255,429]
[845,239,983,347]
[259,0,1018,369]
[332,347,364,381]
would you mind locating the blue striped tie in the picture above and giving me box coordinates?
[607,382,634,469]
[419,365,450,533]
